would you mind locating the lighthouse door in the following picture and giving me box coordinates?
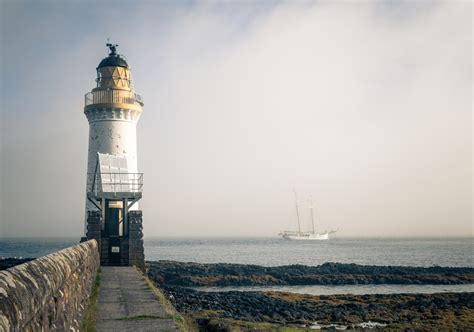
[105,200,123,265]
[106,207,120,235]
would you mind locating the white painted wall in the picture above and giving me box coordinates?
[83,110,142,234]
[86,119,140,175]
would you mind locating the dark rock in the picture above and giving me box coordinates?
[0,258,35,271]
[147,260,474,287]
[149,280,473,330]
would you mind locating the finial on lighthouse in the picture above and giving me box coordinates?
[106,42,118,56]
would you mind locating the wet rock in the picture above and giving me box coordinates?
[147,261,474,329]
[147,261,474,287]
[148,273,473,330]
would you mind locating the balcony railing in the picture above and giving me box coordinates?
[85,90,144,107]
[87,173,143,197]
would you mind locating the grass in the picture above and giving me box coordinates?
[116,315,168,321]
[140,268,197,331]
[188,311,311,331]
[195,317,310,331]
[80,268,101,332]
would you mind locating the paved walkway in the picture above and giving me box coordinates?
[96,266,178,331]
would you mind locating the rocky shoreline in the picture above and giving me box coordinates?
[0,258,34,271]
[148,260,474,286]
[148,261,474,330]
[163,287,473,330]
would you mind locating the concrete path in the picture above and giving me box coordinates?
[96,266,178,331]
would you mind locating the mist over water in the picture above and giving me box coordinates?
[1,1,472,238]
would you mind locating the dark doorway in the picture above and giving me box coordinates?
[105,200,123,265]
[106,208,120,236]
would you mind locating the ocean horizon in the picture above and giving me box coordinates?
[1,237,472,268]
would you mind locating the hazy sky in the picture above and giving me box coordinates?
[0,0,472,238]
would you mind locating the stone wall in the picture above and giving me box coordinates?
[0,240,99,332]
[128,210,145,272]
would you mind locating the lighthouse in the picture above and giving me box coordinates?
[83,43,145,270]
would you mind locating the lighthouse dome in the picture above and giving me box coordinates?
[97,54,128,69]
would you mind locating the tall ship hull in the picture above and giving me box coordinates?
[281,231,330,241]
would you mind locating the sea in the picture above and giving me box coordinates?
[1,237,472,295]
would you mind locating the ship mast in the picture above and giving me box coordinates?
[309,196,315,234]
[293,189,301,235]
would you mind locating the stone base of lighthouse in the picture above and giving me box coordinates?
[86,210,145,272]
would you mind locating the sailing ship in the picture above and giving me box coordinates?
[280,191,336,241]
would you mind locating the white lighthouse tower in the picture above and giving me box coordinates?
[83,44,145,270]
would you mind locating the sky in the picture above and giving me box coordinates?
[0,0,472,238]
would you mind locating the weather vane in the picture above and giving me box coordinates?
[106,39,118,56]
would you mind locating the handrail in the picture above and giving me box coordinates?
[85,90,144,107]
